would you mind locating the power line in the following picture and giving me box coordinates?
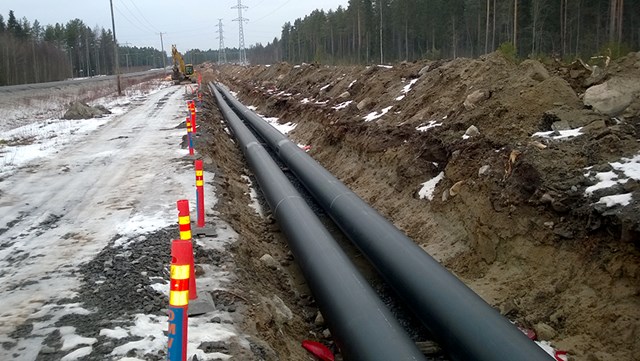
[232,0,248,65]
[252,0,292,23]
[126,0,160,32]
[216,19,227,64]
[116,0,156,34]
[113,4,152,35]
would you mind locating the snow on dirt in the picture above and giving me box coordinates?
[0,80,246,360]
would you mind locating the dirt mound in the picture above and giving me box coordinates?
[204,52,640,360]
[62,101,111,120]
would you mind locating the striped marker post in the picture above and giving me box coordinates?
[189,100,197,134]
[195,160,205,228]
[185,117,194,156]
[167,239,191,361]
[177,200,197,300]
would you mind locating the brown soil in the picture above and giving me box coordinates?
[196,53,640,361]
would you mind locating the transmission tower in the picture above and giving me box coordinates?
[232,0,248,65]
[216,19,227,64]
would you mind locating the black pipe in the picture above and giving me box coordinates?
[215,83,555,361]
[209,84,427,361]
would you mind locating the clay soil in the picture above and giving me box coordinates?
[195,52,640,361]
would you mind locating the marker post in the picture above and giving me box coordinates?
[167,240,191,361]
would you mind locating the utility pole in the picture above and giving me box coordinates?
[216,19,227,64]
[158,32,166,72]
[85,33,91,77]
[379,0,384,64]
[232,0,248,65]
[109,0,121,95]
[123,42,131,72]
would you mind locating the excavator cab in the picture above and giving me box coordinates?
[185,64,194,76]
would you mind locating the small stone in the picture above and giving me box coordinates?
[314,311,325,326]
[544,221,555,228]
[322,329,332,339]
[464,125,480,137]
[357,97,372,110]
[441,189,449,202]
[551,120,571,131]
[260,254,278,270]
[211,316,222,323]
[534,322,557,340]
[449,181,464,197]
[478,165,490,176]
[194,264,205,276]
[338,91,350,98]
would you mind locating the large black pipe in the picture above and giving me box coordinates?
[209,84,427,361]
[215,83,554,361]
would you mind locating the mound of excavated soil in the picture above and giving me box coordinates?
[203,52,640,360]
[62,101,111,120]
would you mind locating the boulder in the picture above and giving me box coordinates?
[584,78,640,116]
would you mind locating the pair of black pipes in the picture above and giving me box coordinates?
[212,82,554,361]
[210,84,426,360]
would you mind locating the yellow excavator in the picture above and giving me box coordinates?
[171,45,195,85]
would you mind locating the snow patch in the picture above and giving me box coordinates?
[333,101,353,110]
[348,80,357,88]
[60,326,97,351]
[532,128,583,140]
[597,193,633,207]
[397,78,419,101]
[416,120,443,133]
[363,106,393,122]
[419,172,444,201]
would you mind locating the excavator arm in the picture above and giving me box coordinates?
[171,45,195,84]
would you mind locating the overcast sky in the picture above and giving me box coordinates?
[2,0,349,52]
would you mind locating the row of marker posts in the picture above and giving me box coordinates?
[168,97,209,361]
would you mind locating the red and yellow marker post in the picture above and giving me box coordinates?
[187,100,197,134]
[167,239,191,361]
[185,116,194,156]
[195,160,205,228]
[177,200,197,300]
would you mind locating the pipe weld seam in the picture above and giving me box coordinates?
[273,195,304,217]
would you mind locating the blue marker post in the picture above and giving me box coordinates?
[167,240,191,360]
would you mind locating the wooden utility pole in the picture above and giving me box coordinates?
[109,0,122,96]
[158,32,166,72]
[485,0,490,54]
[513,0,518,51]
[379,0,384,63]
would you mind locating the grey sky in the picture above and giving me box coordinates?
[2,0,349,52]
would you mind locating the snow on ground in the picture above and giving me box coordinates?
[333,100,353,110]
[0,80,245,360]
[418,172,445,201]
[532,128,583,140]
[416,120,443,133]
[396,78,419,101]
[242,175,264,216]
[583,152,640,208]
[363,106,394,122]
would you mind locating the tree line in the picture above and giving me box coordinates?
[0,10,166,86]
[246,0,639,65]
